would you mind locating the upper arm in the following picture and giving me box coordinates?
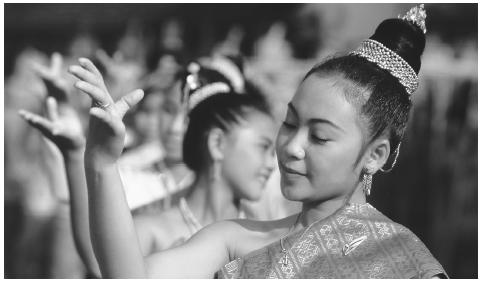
[144,220,235,278]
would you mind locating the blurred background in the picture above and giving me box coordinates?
[4,3,477,278]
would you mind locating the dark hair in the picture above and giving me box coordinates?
[304,18,426,162]
[183,92,271,173]
[181,56,272,173]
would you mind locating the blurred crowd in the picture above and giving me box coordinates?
[4,3,477,278]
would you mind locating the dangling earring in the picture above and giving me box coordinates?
[363,173,372,196]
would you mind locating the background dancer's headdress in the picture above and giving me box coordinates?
[182,56,244,111]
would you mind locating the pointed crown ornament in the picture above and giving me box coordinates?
[399,4,427,34]
[350,4,427,96]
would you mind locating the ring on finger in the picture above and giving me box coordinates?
[94,101,111,109]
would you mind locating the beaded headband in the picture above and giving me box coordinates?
[199,56,245,93]
[189,82,231,110]
[350,4,427,95]
[351,39,419,95]
[183,62,233,111]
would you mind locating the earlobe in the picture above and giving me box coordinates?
[207,128,225,161]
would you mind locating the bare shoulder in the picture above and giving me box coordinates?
[133,206,190,251]
[134,206,183,231]
[206,214,299,260]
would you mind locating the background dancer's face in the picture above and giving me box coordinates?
[133,90,164,143]
[219,110,277,201]
[276,75,366,203]
[159,81,186,163]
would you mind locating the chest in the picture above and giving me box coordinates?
[230,225,286,262]
[225,224,438,279]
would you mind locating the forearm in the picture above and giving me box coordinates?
[84,156,146,278]
[42,141,70,202]
[63,148,101,277]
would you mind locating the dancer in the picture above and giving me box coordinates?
[77,5,447,278]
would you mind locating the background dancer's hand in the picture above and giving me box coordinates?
[19,96,85,155]
[68,57,144,165]
[33,52,71,102]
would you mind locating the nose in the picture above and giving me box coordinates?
[283,128,306,160]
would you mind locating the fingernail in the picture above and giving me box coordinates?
[68,66,76,73]
[135,89,144,98]
[79,58,87,64]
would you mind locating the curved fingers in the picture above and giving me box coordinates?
[46,97,59,122]
[79,57,102,77]
[51,52,63,75]
[74,81,111,105]
[69,65,102,88]
[32,62,53,81]
[18,110,55,137]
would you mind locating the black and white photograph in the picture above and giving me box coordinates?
[4,2,478,279]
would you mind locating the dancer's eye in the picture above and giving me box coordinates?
[310,135,329,144]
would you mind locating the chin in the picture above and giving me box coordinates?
[280,183,302,201]
[241,185,263,202]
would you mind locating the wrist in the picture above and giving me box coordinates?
[84,151,118,170]
[62,147,85,161]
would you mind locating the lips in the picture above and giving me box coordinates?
[279,163,306,176]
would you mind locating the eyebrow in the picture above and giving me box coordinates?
[288,102,344,133]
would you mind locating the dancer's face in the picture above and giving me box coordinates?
[276,75,365,203]
[159,81,186,162]
[134,91,163,143]
[220,110,277,201]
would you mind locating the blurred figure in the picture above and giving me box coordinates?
[4,49,84,278]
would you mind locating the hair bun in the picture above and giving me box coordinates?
[369,18,426,74]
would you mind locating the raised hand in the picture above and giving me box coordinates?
[96,49,130,83]
[33,52,71,102]
[19,96,85,155]
[68,58,144,164]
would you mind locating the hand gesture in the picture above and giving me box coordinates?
[95,49,132,83]
[19,96,85,155]
[68,58,144,164]
[33,52,71,102]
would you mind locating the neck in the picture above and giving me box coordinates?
[298,184,366,229]
[164,157,184,169]
[162,159,190,184]
[185,170,240,226]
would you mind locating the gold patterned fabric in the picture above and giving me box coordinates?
[218,203,447,279]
